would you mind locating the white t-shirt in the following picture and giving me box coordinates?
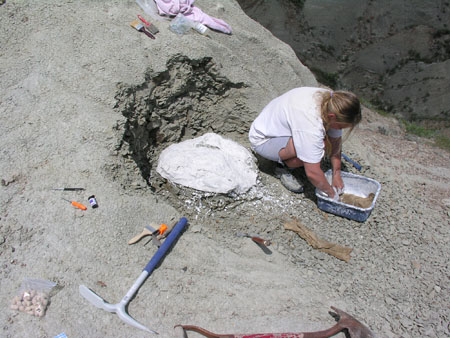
[249,87,342,163]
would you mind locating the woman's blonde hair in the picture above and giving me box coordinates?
[320,90,361,132]
[319,90,362,156]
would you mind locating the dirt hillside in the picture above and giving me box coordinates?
[0,1,449,338]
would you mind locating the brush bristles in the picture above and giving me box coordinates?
[147,24,159,35]
[130,19,143,31]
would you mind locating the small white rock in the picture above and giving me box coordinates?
[23,292,31,301]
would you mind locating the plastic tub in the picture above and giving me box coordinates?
[315,170,381,222]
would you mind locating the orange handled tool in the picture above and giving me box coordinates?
[159,224,168,236]
[62,198,87,210]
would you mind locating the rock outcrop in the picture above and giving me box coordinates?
[237,0,450,122]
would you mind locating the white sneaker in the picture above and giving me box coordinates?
[274,166,304,193]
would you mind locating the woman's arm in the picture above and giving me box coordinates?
[329,136,344,190]
[303,136,343,198]
[304,162,335,197]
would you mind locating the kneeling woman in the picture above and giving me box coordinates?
[249,87,361,199]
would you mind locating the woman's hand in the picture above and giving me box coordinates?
[329,136,344,195]
[304,162,337,198]
[332,172,344,195]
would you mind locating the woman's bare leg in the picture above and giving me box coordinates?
[278,138,304,168]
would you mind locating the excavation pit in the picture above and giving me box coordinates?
[113,54,263,216]
[113,55,334,226]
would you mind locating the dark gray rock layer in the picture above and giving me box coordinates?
[237,0,450,121]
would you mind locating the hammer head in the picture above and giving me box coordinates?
[79,285,158,334]
[332,306,377,338]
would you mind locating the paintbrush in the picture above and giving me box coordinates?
[130,19,155,39]
[137,15,159,35]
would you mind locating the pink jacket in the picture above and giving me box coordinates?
[154,0,232,34]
